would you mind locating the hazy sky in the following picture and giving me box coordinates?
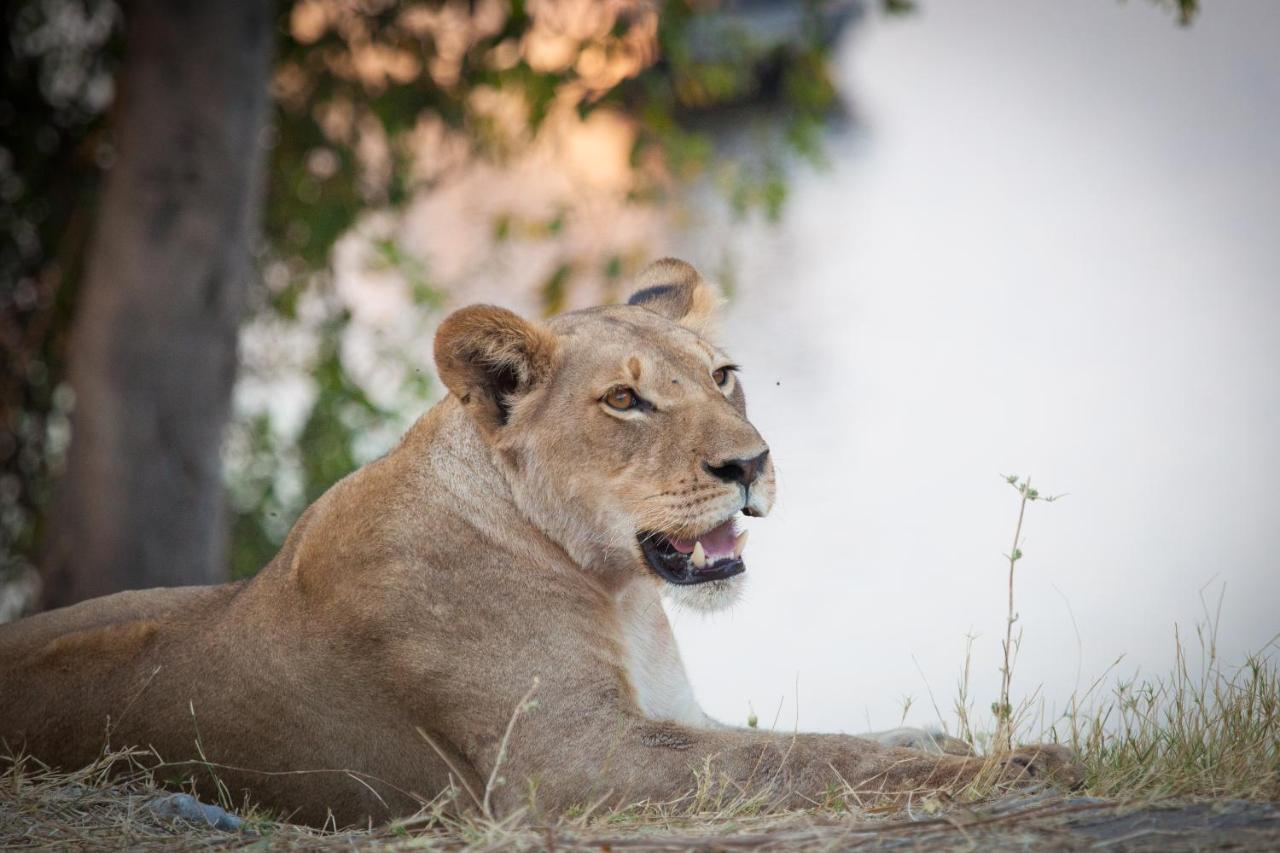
[669,0,1280,735]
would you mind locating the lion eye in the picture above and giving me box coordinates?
[712,366,733,387]
[603,386,639,411]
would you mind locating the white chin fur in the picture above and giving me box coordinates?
[660,573,745,613]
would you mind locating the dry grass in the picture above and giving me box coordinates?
[4,750,1278,851]
[0,746,976,850]
[968,479,1280,803]
[941,588,1280,805]
[3,660,1276,850]
[0,740,1057,850]
[1066,622,1280,801]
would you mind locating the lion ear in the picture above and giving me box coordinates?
[626,258,725,340]
[433,305,559,433]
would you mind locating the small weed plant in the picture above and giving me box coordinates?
[968,474,1279,802]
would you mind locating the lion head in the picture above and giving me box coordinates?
[433,258,775,611]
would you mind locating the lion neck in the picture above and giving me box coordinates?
[404,396,515,510]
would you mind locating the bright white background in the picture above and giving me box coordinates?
[669,0,1280,735]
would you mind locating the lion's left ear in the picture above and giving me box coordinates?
[434,304,559,435]
[626,258,725,341]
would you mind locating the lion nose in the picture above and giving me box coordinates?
[703,449,770,488]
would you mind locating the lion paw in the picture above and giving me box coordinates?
[1001,743,1086,790]
[868,727,975,756]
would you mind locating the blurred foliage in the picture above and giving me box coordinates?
[1162,0,1199,26]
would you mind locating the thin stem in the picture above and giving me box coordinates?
[1000,477,1031,752]
[483,677,540,819]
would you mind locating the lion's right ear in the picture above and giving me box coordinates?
[626,258,725,341]
[433,305,559,433]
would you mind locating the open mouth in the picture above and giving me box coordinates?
[638,517,749,585]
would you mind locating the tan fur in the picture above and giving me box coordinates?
[0,260,1081,826]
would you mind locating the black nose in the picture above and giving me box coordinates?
[703,449,770,488]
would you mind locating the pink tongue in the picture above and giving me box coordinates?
[669,519,738,560]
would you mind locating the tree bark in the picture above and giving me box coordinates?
[42,0,272,607]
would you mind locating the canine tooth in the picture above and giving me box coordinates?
[733,529,749,558]
[691,541,707,568]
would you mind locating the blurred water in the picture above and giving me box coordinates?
[669,0,1280,734]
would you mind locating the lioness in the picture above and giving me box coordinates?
[0,259,1079,826]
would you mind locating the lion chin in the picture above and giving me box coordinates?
[661,574,747,613]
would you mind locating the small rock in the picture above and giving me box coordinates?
[147,792,243,832]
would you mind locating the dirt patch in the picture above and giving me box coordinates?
[565,797,1280,851]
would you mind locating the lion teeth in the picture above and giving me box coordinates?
[733,529,749,558]
[691,541,707,568]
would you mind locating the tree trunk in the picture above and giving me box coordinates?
[42,0,272,607]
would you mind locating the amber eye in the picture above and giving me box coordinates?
[603,386,639,411]
[712,366,733,387]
